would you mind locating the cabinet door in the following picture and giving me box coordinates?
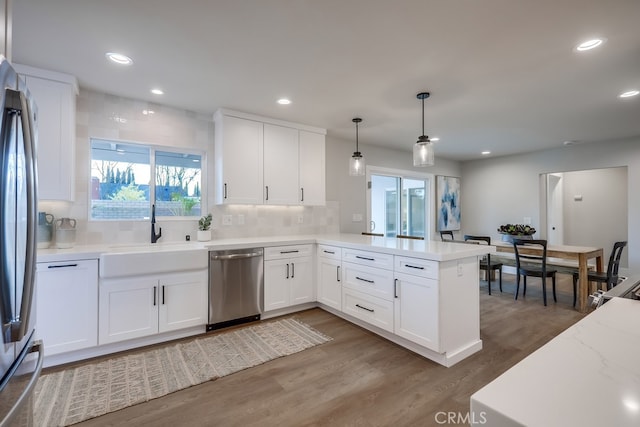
[218,115,264,204]
[299,130,325,206]
[99,277,158,344]
[394,272,440,351]
[264,259,291,311]
[158,271,208,333]
[289,257,314,305]
[263,123,299,205]
[317,257,341,310]
[35,260,98,355]
[23,75,76,201]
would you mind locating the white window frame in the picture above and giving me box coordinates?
[365,165,435,240]
[88,138,207,221]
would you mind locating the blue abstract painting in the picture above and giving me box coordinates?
[437,176,461,231]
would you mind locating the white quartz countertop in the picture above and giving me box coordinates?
[470,297,640,427]
[37,233,492,263]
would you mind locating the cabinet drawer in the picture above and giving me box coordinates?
[342,262,394,301]
[317,245,341,260]
[264,244,313,260]
[342,288,394,333]
[395,256,439,279]
[342,248,394,270]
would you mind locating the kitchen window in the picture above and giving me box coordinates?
[366,166,433,239]
[90,138,204,220]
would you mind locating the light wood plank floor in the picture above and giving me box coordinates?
[66,274,585,427]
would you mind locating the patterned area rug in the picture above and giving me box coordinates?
[34,318,331,426]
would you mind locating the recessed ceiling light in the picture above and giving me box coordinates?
[277,98,291,105]
[481,151,491,155]
[619,90,639,98]
[575,38,605,52]
[105,52,133,65]
[431,137,440,142]
[151,88,164,95]
[142,109,155,115]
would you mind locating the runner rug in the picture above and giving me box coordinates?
[34,318,331,426]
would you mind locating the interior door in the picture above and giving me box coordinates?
[546,173,564,245]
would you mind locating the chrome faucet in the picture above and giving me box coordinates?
[151,204,162,243]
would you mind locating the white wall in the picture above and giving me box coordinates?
[461,138,640,271]
[325,135,462,236]
[561,167,628,265]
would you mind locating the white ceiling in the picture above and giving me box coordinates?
[11,0,640,161]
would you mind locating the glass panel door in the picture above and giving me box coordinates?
[369,170,429,239]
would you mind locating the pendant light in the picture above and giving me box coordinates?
[413,92,434,167]
[349,117,365,176]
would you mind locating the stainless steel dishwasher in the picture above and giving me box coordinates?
[207,248,264,331]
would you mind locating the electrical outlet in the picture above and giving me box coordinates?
[523,217,532,225]
[222,215,232,226]
[237,214,245,225]
[298,215,304,224]
[457,262,464,277]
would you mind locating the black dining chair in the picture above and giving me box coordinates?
[513,239,557,306]
[572,241,627,306]
[440,230,454,241]
[464,235,502,295]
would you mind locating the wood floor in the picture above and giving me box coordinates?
[69,274,585,427]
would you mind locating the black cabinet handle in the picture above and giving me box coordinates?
[356,276,374,284]
[280,250,299,254]
[47,263,78,269]
[153,286,157,306]
[162,285,165,305]
[405,264,425,270]
[337,266,341,282]
[301,187,304,202]
[356,255,375,261]
[394,278,398,298]
[324,250,335,254]
[265,185,269,201]
[291,262,295,278]
[224,183,228,199]
[286,263,289,279]
[355,304,374,313]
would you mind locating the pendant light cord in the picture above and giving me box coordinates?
[421,96,425,136]
[355,120,359,152]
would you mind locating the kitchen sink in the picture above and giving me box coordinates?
[100,242,208,278]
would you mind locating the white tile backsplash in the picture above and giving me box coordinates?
[38,89,339,246]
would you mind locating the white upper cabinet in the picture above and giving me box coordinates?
[214,109,326,206]
[214,114,264,204]
[15,65,78,201]
[263,123,299,205]
[299,130,325,206]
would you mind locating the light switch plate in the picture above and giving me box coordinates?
[352,213,363,222]
[222,215,232,226]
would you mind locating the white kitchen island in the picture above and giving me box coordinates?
[470,296,640,426]
[36,233,492,367]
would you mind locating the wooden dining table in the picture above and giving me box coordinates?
[493,241,604,313]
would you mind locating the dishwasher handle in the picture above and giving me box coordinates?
[210,251,263,261]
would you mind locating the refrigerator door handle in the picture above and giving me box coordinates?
[5,88,38,343]
[0,340,45,427]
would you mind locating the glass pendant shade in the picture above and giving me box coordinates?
[413,92,434,167]
[349,117,365,176]
[349,152,365,176]
[413,138,434,166]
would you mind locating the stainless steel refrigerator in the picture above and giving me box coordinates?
[0,55,43,427]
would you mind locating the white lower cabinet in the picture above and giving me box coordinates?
[99,270,207,345]
[264,245,314,312]
[35,259,98,356]
[317,245,342,310]
[393,271,440,351]
[342,288,394,333]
